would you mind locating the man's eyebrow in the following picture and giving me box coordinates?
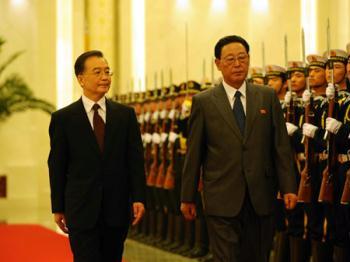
[92,66,110,70]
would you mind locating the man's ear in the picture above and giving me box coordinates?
[77,75,84,86]
[215,58,221,71]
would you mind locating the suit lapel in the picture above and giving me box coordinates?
[71,98,101,156]
[103,99,120,157]
[244,82,258,142]
[211,84,243,140]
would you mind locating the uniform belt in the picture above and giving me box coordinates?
[338,154,350,163]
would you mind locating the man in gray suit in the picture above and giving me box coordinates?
[181,35,297,262]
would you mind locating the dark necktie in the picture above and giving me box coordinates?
[233,91,245,135]
[92,104,105,152]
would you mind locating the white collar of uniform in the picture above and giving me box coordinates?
[222,79,246,101]
[82,94,106,113]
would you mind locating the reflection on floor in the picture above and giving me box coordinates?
[124,239,196,262]
[0,199,196,261]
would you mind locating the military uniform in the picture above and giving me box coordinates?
[284,61,311,262]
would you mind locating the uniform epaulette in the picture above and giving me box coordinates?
[339,95,348,106]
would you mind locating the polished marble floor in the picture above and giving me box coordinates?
[0,198,196,261]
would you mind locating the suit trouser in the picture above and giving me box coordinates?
[68,215,129,262]
[205,192,274,262]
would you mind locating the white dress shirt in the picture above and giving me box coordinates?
[222,80,247,114]
[82,94,106,129]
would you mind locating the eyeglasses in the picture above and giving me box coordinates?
[84,70,113,78]
[222,54,248,65]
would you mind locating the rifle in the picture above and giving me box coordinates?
[143,101,153,183]
[298,69,315,203]
[341,168,350,204]
[318,60,337,203]
[155,100,168,189]
[146,90,161,187]
[164,101,177,190]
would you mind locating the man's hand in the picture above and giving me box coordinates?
[302,123,318,138]
[54,213,68,233]
[132,202,145,226]
[180,202,196,220]
[326,117,342,134]
[286,122,298,136]
[284,193,297,210]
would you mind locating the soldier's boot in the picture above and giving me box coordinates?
[144,209,157,244]
[168,214,185,251]
[311,240,333,262]
[273,231,290,262]
[186,217,209,258]
[176,219,195,255]
[333,245,350,262]
[289,236,310,262]
[154,210,167,247]
[162,212,174,249]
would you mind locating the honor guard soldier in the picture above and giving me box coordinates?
[300,54,333,261]
[321,49,350,261]
[284,61,311,262]
[265,65,290,261]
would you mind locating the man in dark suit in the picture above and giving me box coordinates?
[180,35,297,261]
[48,50,146,261]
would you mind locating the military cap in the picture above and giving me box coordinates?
[323,49,348,64]
[161,86,170,99]
[138,92,146,103]
[132,92,140,104]
[265,65,286,78]
[249,67,264,78]
[151,88,162,100]
[178,81,201,95]
[114,94,120,103]
[167,84,180,97]
[187,80,201,94]
[287,61,306,73]
[145,89,154,101]
[178,82,187,95]
[119,94,127,104]
[307,54,327,68]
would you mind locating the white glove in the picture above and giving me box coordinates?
[152,111,159,121]
[169,131,178,143]
[161,132,168,142]
[286,122,298,136]
[302,123,318,138]
[284,91,292,104]
[144,112,151,122]
[152,133,161,144]
[160,109,167,119]
[326,83,335,99]
[144,133,152,143]
[302,89,312,104]
[138,114,144,124]
[168,109,176,119]
[325,117,342,134]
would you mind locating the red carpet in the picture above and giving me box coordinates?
[0,224,72,262]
